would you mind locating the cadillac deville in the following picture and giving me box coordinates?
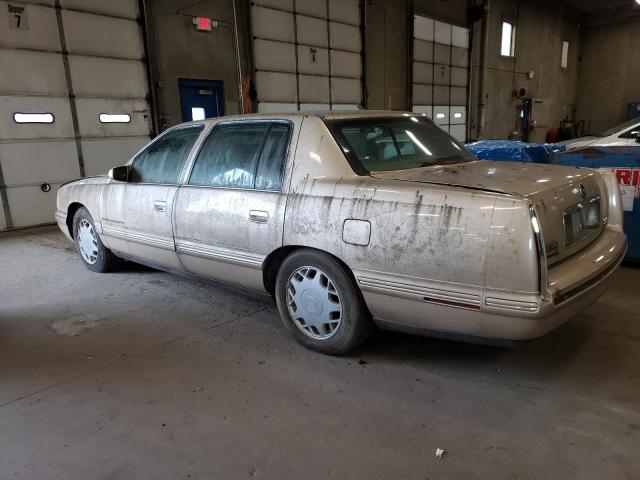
[55,111,627,354]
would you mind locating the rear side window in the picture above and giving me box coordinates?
[256,124,290,190]
[189,121,291,190]
[130,125,203,184]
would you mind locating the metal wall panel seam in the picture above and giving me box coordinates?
[292,0,300,109]
[325,0,332,109]
[0,93,149,101]
[254,69,358,80]
[359,0,366,108]
[0,135,150,144]
[51,7,138,22]
[138,0,159,136]
[3,180,76,189]
[55,0,85,177]
[251,36,361,54]
[0,157,13,228]
[0,46,143,61]
[252,3,360,28]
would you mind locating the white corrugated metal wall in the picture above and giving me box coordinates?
[0,0,151,230]
[412,14,469,142]
[250,0,363,113]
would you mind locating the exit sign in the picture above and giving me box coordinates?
[193,17,217,31]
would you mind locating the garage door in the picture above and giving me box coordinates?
[412,14,469,142]
[250,0,363,113]
[0,0,151,230]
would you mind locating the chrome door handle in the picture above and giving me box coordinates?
[249,210,269,223]
[154,200,167,212]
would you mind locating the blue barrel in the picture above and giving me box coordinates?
[550,146,640,261]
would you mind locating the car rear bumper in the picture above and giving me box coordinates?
[513,226,627,339]
[360,226,626,342]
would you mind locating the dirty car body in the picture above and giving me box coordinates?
[56,111,627,352]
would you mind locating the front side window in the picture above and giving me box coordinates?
[327,116,475,173]
[189,121,291,190]
[130,125,203,184]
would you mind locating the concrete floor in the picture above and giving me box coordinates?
[0,227,639,480]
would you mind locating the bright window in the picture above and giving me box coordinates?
[561,41,569,68]
[99,113,131,123]
[191,107,205,121]
[13,112,54,124]
[500,21,515,57]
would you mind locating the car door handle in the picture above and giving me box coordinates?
[154,200,167,212]
[249,210,269,223]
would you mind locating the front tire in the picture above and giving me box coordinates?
[275,249,373,355]
[72,207,121,273]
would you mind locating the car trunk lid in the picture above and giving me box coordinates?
[371,160,606,264]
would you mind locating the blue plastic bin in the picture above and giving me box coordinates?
[465,140,566,163]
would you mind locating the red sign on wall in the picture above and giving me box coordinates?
[600,167,640,198]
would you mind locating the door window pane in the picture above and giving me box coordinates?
[130,125,203,184]
[255,124,291,190]
[189,123,269,188]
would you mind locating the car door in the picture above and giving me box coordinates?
[99,180,128,254]
[122,124,204,269]
[174,120,294,291]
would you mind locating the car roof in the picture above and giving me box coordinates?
[178,110,422,127]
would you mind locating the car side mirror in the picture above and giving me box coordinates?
[108,165,130,182]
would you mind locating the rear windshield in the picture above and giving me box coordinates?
[325,116,475,174]
[599,118,640,137]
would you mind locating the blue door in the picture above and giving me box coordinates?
[178,79,224,122]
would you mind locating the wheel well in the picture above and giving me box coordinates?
[262,245,361,298]
[66,202,84,239]
[263,246,300,296]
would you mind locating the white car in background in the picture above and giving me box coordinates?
[560,118,640,150]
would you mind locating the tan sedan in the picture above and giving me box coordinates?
[55,111,627,354]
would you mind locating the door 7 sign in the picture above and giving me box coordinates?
[8,3,29,30]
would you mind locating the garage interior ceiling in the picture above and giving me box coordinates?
[556,0,640,23]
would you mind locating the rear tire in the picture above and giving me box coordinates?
[72,207,121,273]
[275,249,373,355]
